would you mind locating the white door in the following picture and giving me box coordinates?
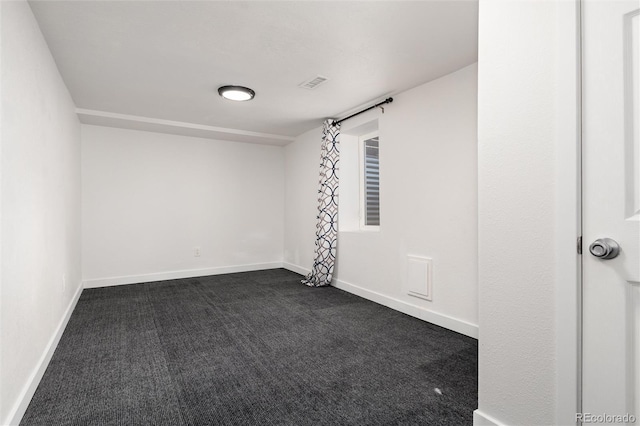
[583,0,640,423]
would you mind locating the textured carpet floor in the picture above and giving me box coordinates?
[21,268,477,425]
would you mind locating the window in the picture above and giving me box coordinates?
[360,132,380,227]
[337,121,379,233]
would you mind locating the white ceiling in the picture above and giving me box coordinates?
[29,1,478,144]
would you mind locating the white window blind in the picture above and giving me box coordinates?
[363,136,380,226]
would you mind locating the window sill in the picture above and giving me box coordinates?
[339,227,380,234]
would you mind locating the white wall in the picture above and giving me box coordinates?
[284,64,478,337]
[475,1,580,425]
[81,125,285,286]
[0,2,82,424]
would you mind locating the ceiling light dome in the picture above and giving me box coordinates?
[218,85,255,101]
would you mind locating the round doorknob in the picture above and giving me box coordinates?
[589,238,620,259]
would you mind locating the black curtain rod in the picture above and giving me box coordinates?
[332,97,393,126]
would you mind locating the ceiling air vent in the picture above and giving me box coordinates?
[298,75,329,90]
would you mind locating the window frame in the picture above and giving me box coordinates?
[358,130,380,231]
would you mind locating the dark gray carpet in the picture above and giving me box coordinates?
[21,268,477,425]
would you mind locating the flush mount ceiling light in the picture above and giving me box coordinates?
[218,85,255,101]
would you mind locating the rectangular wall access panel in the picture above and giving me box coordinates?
[407,255,433,301]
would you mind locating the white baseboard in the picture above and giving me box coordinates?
[282,263,478,339]
[83,262,285,288]
[282,262,309,276]
[5,282,83,426]
[473,410,507,426]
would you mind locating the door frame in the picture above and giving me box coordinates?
[555,0,582,424]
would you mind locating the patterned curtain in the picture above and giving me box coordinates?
[302,119,341,287]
